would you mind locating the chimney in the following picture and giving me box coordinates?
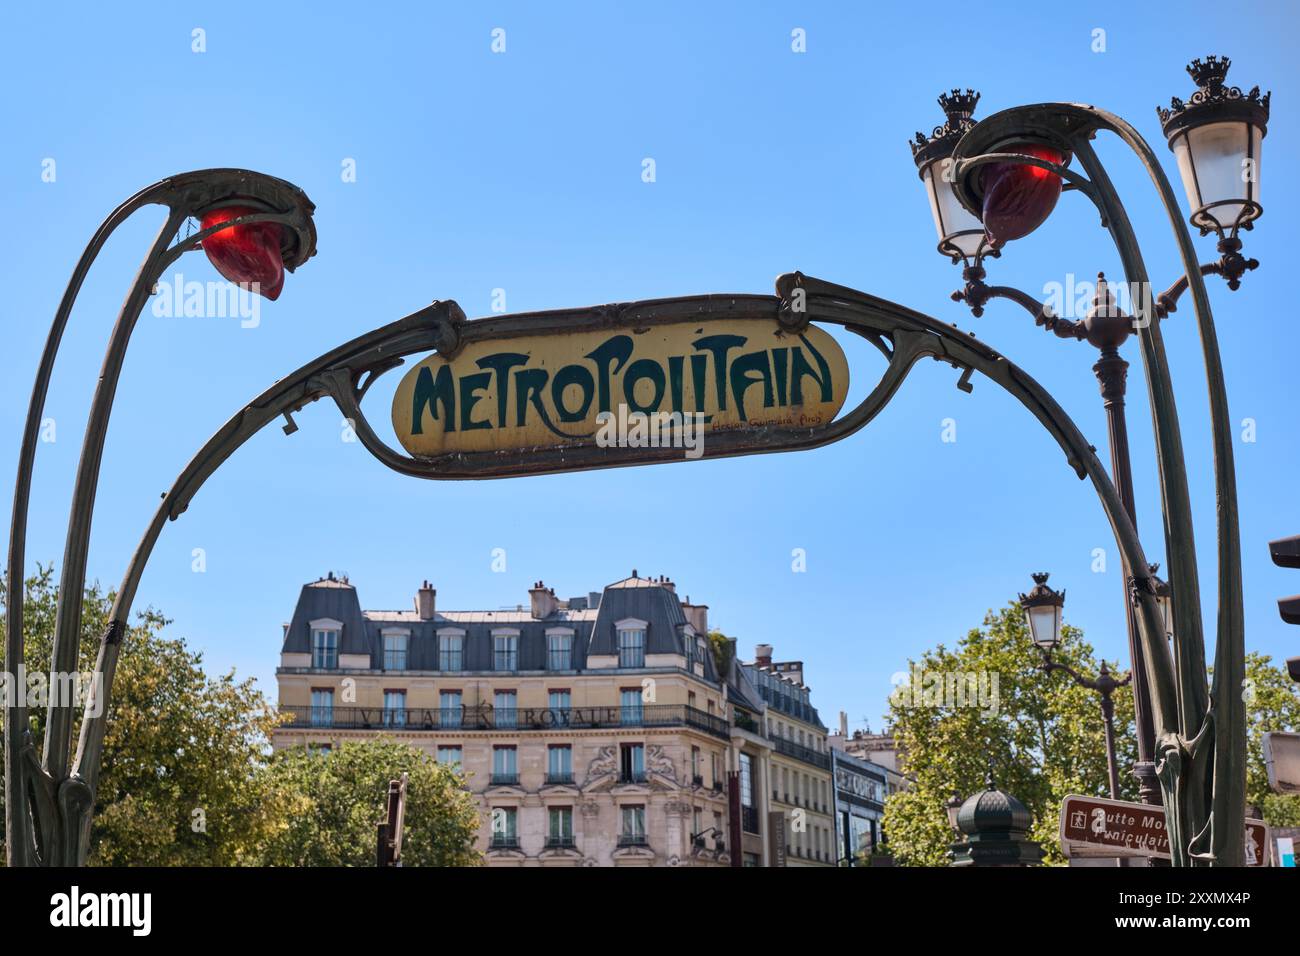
[681,599,708,635]
[416,580,436,620]
[660,575,676,594]
[754,643,773,667]
[839,711,849,738]
[529,580,558,619]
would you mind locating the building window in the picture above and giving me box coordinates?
[436,745,462,768]
[439,690,462,727]
[547,632,573,670]
[311,629,338,669]
[383,632,407,670]
[691,746,702,784]
[383,690,406,727]
[494,633,518,671]
[490,807,518,848]
[619,805,647,845]
[309,688,333,726]
[620,687,644,724]
[438,633,463,670]
[617,627,645,668]
[619,743,645,783]
[547,745,573,784]
[697,637,707,667]
[492,746,518,786]
[548,689,571,713]
[684,634,693,667]
[494,690,517,729]
[547,807,574,847]
[740,752,759,834]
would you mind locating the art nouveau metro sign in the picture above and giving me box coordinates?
[391,317,849,458]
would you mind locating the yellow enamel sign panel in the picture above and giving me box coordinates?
[391,319,849,457]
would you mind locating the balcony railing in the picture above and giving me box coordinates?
[545,835,575,848]
[771,735,831,770]
[544,772,574,785]
[489,772,519,786]
[278,703,730,740]
[489,835,519,849]
[617,834,649,847]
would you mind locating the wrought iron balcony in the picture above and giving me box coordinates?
[489,834,520,849]
[544,772,574,785]
[771,735,832,770]
[489,772,519,786]
[617,833,649,847]
[545,835,576,849]
[276,703,730,740]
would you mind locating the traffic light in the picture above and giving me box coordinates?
[1268,535,1300,681]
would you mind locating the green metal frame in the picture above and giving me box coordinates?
[950,104,1245,866]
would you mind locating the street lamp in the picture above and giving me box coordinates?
[1159,56,1268,253]
[3,169,317,867]
[1019,574,1131,801]
[910,89,989,264]
[908,54,1272,866]
[1018,572,1064,651]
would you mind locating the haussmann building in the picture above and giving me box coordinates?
[272,571,809,866]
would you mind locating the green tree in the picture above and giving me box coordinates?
[1243,651,1300,827]
[1,566,282,864]
[881,602,1137,867]
[256,739,482,866]
[707,631,735,678]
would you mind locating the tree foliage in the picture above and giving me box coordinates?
[255,740,482,867]
[882,601,1300,866]
[2,568,482,866]
[1243,651,1300,826]
[882,602,1137,867]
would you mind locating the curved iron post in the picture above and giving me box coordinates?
[5,170,316,866]
[950,102,1246,865]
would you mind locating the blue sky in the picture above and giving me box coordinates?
[2,1,1297,732]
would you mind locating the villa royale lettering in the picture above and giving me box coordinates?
[391,318,849,457]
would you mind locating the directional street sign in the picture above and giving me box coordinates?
[1059,794,1272,866]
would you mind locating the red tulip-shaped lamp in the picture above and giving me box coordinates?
[198,205,286,300]
[980,144,1065,248]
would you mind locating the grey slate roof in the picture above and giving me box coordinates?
[280,573,718,681]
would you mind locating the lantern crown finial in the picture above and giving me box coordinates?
[911,88,982,167]
[1157,53,1270,139]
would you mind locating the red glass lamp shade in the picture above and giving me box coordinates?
[198,205,286,300]
[980,144,1065,248]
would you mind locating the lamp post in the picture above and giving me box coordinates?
[3,169,317,866]
[1019,573,1130,800]
[911,55,1270,866]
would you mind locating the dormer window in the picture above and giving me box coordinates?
[547,630,574,670]
[493,631,519,671]
[311,626,339,669]
[383,631,408,670]
[616,619,647,668]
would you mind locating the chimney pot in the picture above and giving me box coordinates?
[416,581,436,620]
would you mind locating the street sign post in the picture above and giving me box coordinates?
[1060,794,1271,866]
